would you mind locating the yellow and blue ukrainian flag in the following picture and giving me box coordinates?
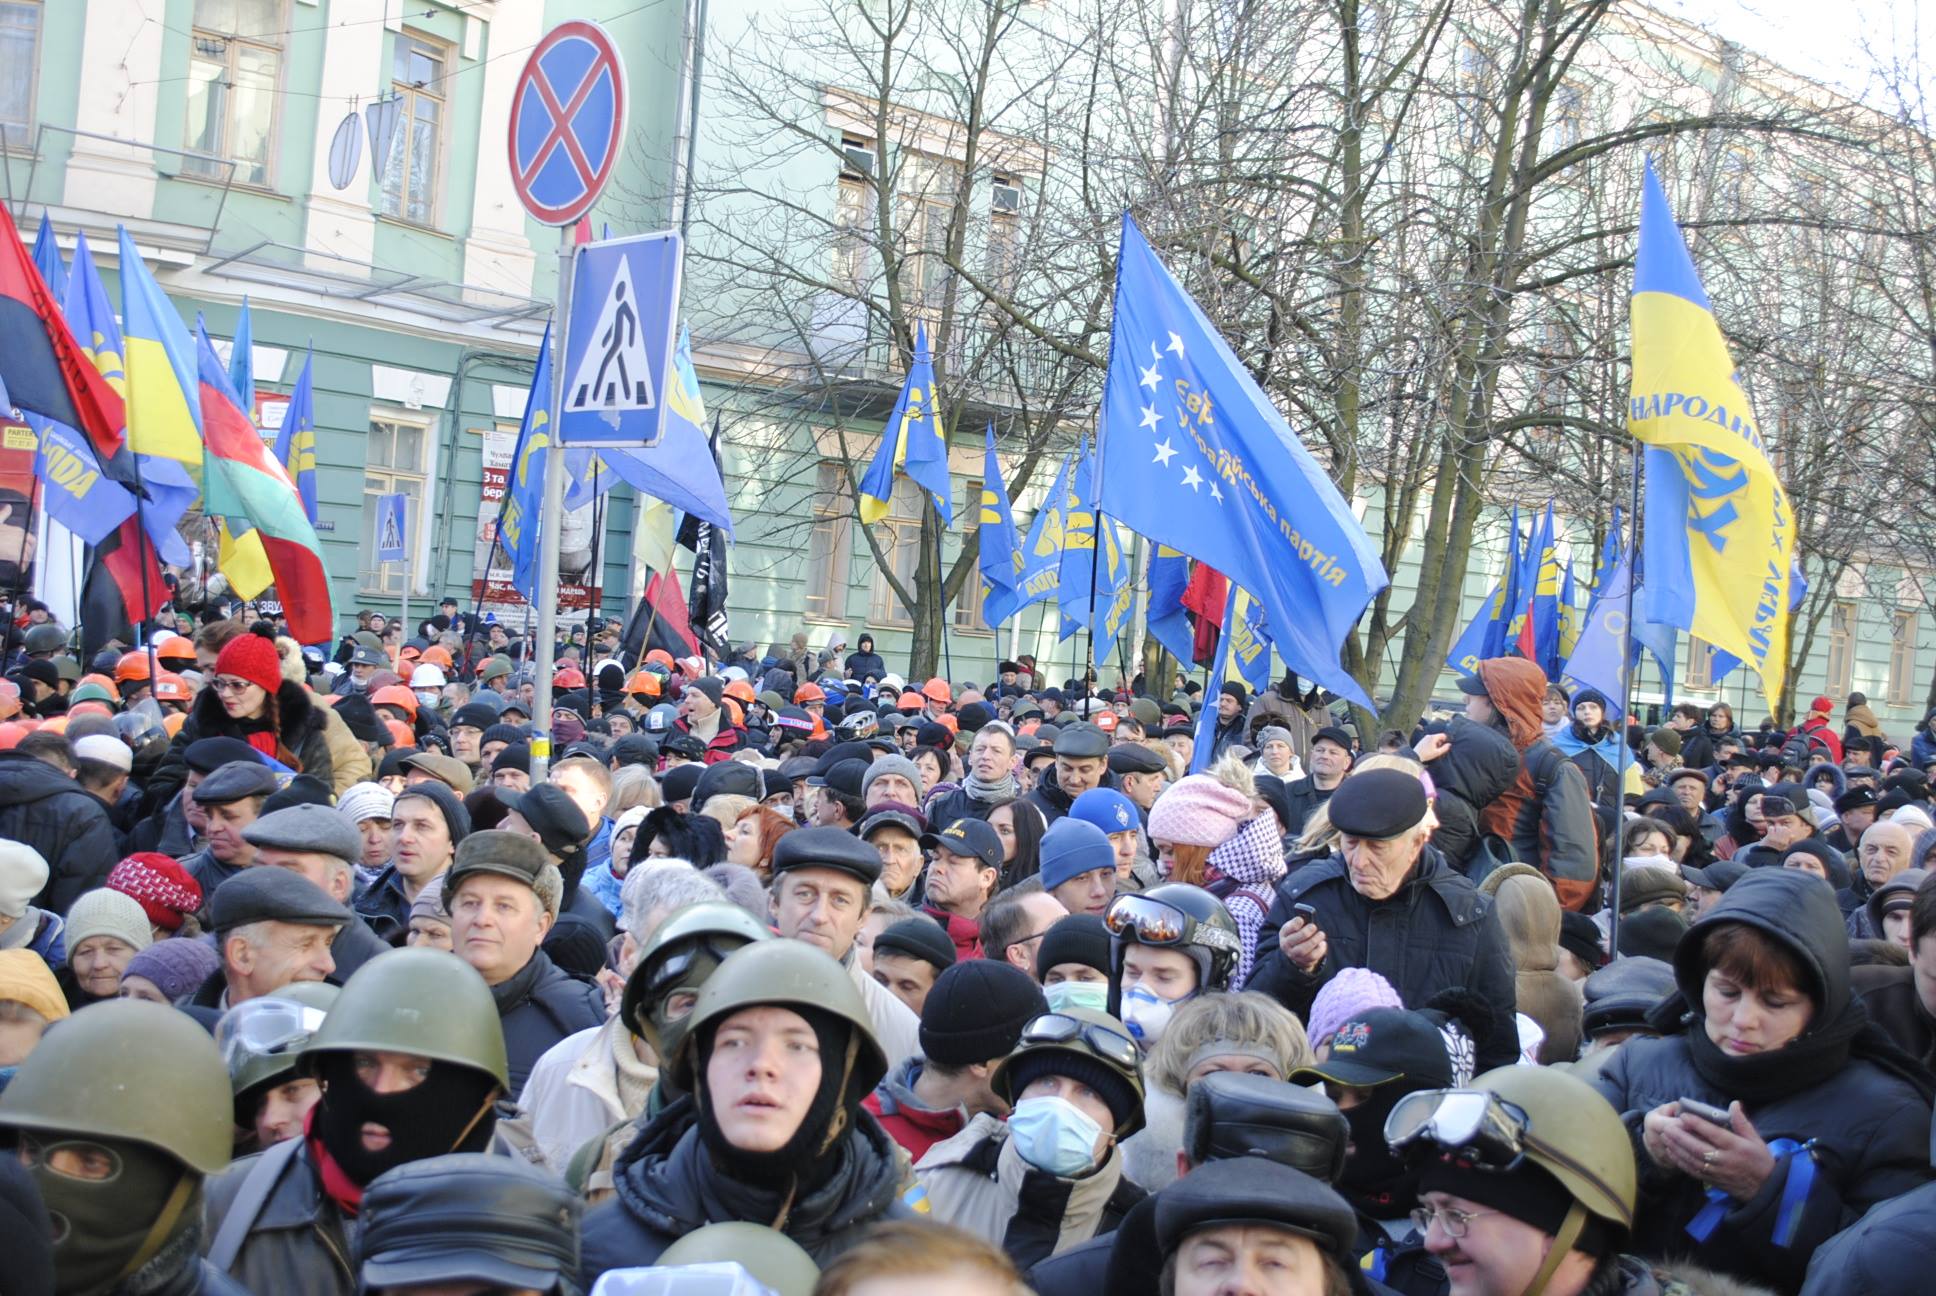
[858,322,952,526]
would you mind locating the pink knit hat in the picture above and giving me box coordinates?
[1305,967,1403,1047]
[1146,774,1252,848]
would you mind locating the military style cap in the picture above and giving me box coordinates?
[1155,1155,1358,1261]
[357,1154,580,1293]
[208,868,351,934]
[921,817,1003,871]
[192,759,279,805]
[349,645,388,669]
[768,825,883,887]
[1326,768,1427,839]
[1052,721,1111,759]
[1108,742,1169,775]
[243,803,363,863]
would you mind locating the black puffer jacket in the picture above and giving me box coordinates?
[1247,845,1519,1071]
[1590,870,1935,1294]
[578,1095,912,1284]
[1421,716,1520,872]
[0,750,120,913]
[493,948,605,1099]
[146,681,334,812]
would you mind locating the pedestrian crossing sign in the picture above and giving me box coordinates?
[557,231,683,448]
[376,492,408,562]
[565,254,656,414]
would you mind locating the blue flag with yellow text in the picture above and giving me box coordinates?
[500,323,553,603]
[273,348,318,525]
[1096,215,1385,708]
[858,322,952,527]
[1146,547,1195,666]
[977,423,1024,626]
[1631,161,1792,705]
[1056,438,1134,667]
[1007,449,1077,619]
[1449,507,1520,675]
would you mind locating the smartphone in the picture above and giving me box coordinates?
[1291,902,1318,924]
[1678,1097,1732,1125]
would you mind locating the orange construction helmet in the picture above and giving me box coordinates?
[625,671,663,699]
[0,720,31,749]
[398,644,423,662]
[152,673,192,704]
[152,633,196,664]
[721,697,744,728]
[794,683,825,706]
[114,651,153,683]
[554,665,586,689]
[1094,710,1119,733]
[723,679,756,705]
[384,719,415,748]
[422,645,454,669]
[162,713,187,738]
[922,677,952,705]
[37,716,69,736]
[79,673,118,695]
[372,684,419,719]
[645,649,676,670]
[897,691,925,710]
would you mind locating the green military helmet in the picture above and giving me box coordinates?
[23,623,66,655]
[219,985,340,1126]
[1467,1065,1636,1230]
[658,1222,820,1296]
[619,900,773,1054]
[669,939,886,1099]
[990,1007,1148,1138]
[299,947,509,1091]
[0,999,232,1174]
[70,681,118,708]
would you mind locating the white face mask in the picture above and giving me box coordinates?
[1120,984,1194,1046]
[1044,981,1109,1016]
[1006,1095,1104,1177]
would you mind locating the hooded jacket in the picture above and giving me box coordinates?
[1247,845,1520,1072]
[148,682,334,811]
[862,1055,968,1162]
[1913,710,1936,769]
[844,638,887,682]
[1482,865,1583,1064]
[1589,870,1934,1293]
[0,750,120,914]
[577,1095,912,1282]
[1422,716,1520,873]
[1473,659,1599,910]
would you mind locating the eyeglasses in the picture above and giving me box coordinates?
[210,676,260,694]
[1410,1203,1499,1239]
[1019,1012,1141,1070]
[1104,894,1240,954]
[1384,1088,1531,1173]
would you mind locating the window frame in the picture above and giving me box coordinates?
[183,0,288,189]
[803,461,852,625]
[951,476,992,635]
[360,411,433,597]
[1825,600,1857,698]
[0,0,43,155]
[1682,636,1716,691]
[378,27,453,229]
[1889,609,1918,709]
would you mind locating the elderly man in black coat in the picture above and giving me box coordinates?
[1247,768,1519,1071]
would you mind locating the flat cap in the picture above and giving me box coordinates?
[349,645,388,669]
[818,758,870,801]
[445,829,551,898]
[872,916,957,972]
[192,759,279,805]
[403,751,475,795]
[1326,768,1427,839]
[1580,956,1676,1039]
[692,760,763,807]
[208,867,350,934]
[499,785,592,858]
[1154,1155,1358,1262]
[1051,722,1110,759]
[243,803,363,863]
[858,806,925,840]
[1108,742,1169,776]
[768,825,882,887]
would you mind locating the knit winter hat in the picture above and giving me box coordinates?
[918,959,1047,1067]
[120,938,223,1000]
[63,889,154,960]
[0,841,50,920]
[1255,726,1294,751]
[0,948,67,1023]
[1147,775,1253,849]
[1304,966,1402,1047]
[214,630,285,696]
[861,754,924,803]
[336,781,397,826]
[1034,914,1112,981]
[105,853,203,933]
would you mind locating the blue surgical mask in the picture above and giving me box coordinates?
[1044,981,1109,1016]
[1007,1095,1104,1177]
[1120,984,1193,1046]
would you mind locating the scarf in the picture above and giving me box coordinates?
[304,1107,365,1215]
[962,770,1019,806]
[0,907,42,951]
[1204,814,1286,990]
[1652,991,1936,1106]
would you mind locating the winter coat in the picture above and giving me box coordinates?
[1800,1177,1936,1296]
[351,864,420,945]
[1022,763,1117,826]
[672,714,745,765]
[0,750,119,914]
[1422,716,1520,874]
[127,788,197,857]
[1790,716,1844,764]
[1551,721,1629,812]
[1279,776,1337,840]
[1472,659,1600,910]
[1851,963,1936,1072]
[915,1112,1146,1269]
[844,649,887,682]
[862,1055,969,1162]
[1206,712,1246,766]
[517,1014,659,1175]
[1247,845,1520,1072]
[148,682,334,810]
[849,955,920,1074]
[491,949,607,1099]
[578,1095,912,1283]
[1589,871,1935,1294]
[1843,702,1885,741]
[313,700,372,794]
[202,1139,353,1296]
[1913,712,1936,768]
[1484,865,1583,1064]
[1245,686,1325,760]
[328,912,391,983]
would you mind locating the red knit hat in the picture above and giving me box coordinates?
[215,630,284,695]
[106,853,203,932]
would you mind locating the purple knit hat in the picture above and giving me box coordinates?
[120,938,222,1001]
[1305,967,1403,1047]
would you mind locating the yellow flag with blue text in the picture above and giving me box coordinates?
[1630,162,1792,705]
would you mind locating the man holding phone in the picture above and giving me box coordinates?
[1247,768,1520,1071]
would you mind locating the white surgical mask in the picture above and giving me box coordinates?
[1006,1095,1104,1177]
[1044,981,1109,1016]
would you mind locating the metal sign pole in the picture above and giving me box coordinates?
[531,227,575,782]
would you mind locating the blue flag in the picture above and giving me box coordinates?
[1007,449,1077,617]
[1190,584,1243,773]
[31,214,65,302]
[1057,438,1128,643]
[500,323,554,604]
[1228,588,1277,695]
[1480,507,1525,661]
[1450,507,1520,675]
[1592,506,1623,591]
[1146,546,1195,665]
[274,348,319,524]
[1562,546,1637,719]
[1559,557,1581,662]
[858,322,952,527]
[229,297,255,413]
[977,423,1024,626]
[1096,215,1386,708]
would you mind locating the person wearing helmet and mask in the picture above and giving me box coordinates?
[216,982,339,1154]
[202,948,511,1296]
[1104,883,1240,1051]
[915,1007,1149,1267]
[577,939,912,1280]
[0,1000,248,1295]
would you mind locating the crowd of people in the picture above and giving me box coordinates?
[2,601,1935,1296]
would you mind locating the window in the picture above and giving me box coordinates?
[867,475,925,628]
[804,462,852,623]
[840,135,874,178]
[899,153,959,328]
[184,0,284,185]
[833,169,873,292]
[379,30,449,226]
[1683,636,1717,690]
[1889,610,1918,707]
[1548,82,1584,153]
[953,478,989,633]
[361,415,429,595]
[0,2,40,152]
[986,177,1021,298]
[1825,600,1857,697]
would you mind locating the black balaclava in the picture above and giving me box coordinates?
[1339,1085,1425,1220]
[312,1055,500,1185]
[693,1005,861,1196]
[28,1134,191,1296]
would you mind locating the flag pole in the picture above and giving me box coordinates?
[1609,444,1643,956]
[935,514,953,687]
[1082,511,1102,710]
[127,453,160,681]
[7,473,41,629]
[586,457,604,658]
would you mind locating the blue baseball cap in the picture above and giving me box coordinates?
[1038,817,1117,891]
[1070,787,1140,836]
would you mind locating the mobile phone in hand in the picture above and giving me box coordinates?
[1678,1097,1732,1125]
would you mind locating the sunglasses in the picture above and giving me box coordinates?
[1019,1012,1141,1071]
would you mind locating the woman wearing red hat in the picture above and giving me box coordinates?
[146,626,334,808]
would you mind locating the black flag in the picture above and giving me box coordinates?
[679,422,731,657]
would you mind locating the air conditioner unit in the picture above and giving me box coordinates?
[841,139,874,178]
[992,179,1022,212]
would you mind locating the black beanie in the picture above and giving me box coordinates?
[919,960,1046,1067]
[1034,914,1111,982]
[392,779,471,846]
[1220,680,1248,707]
[873,916,957,974]
[1417,1156,1613,1257]
[695,1003,858,1193]
[492,742,531,775]
[1004,1048,1140,1134]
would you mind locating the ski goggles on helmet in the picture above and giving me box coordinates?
[643,937,754,996]
[1019,1012,1141,1071]
[216,997,327,1078]
[1103,894,1240,955]
[1383,1088,1530,1172]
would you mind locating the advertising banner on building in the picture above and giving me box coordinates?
[472,425,600,616]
